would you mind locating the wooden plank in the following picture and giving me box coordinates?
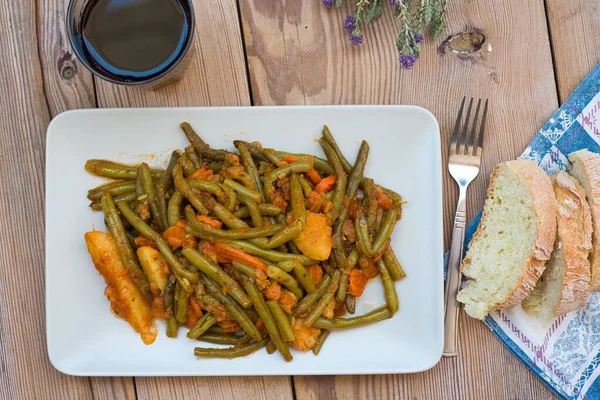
[545,0,600,102]
[0,1,93,399]
[35,0,135,396]
[239,0,559,398]
[89,0,291,398]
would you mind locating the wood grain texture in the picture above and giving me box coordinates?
[239,0,560,398]
[0,0,93,399]
[135,377,294,400]
[95,0,250,108]
[545,0,600,102]
[37,0,95,115]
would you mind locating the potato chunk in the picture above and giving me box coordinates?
[137,246,169,294]
[84,231,157,345]
[293,212,332,261]
[290,318,321,351]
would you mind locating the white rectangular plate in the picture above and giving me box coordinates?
[46,106,443,376]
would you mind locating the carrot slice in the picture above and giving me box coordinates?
[306,168,322,185]
[163,225,196,250]
[348,268,368,297]
[213,242,267,272]
[187,167,214,181]
[195,215,223,229]
[315,175,336,193]
[283,155,299,163]
[305,265,323,284]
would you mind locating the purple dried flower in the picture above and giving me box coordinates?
[349,33,364,47]
[389,0,400,6]
[414,33,424,45]
[398,53,419,70]
[344,15,357,31]
[322,0,334,8]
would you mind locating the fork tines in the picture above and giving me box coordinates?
[450,97,489,157]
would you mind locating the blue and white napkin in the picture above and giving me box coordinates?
[448,63,600,400]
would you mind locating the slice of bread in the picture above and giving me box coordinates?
[456,160,557,319]
[568,149,600,290]
[522,171,592,318]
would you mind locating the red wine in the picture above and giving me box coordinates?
[81,0,192,81]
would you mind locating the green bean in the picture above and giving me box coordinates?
[276,151,334,175]
[286,241,301,255]
[363,178,378,230]
[233,140,269,162]
[304,272,340,326]
[178,154,196,176]
[175,282,189,323]
[371,209,397,256]
[85,159,163,180]
[233,141,266,201]
[185,145,202,169]
[264,160,313,203]
[188,179,228,205]
[245,200,263,227]
[266,300,295,341]
[212,202,247,229]
[312,330,330,355]
[378,260,399,314]
[293,273,333,316]
[202,274,262,340]
[116,202,198,291]
[180,122,230,161]
[156,152,179,230]
[383,248,406,280]
[319,140,347,223]
[196,333,252,345]
[263,148,284,166]
[345,294,356,314]
[207,326,226,334]
[194,338,269,359]
[207,161,224,173]
[232,261,257,279]
[186,214,284,241]
[101,192,151,300]
[88,180,136,201]
[140,163,162,228]
[355,214,374,257]
[298,174,314,197]
[187,314,217,339]
[163,274,176,312]
[375,208,384,232]
[347,141,369,197]
[321,126,352,174]
[290,174,306,225]
[266,265,303,299]
[217,183,237,212]
[243,279,293,362]
[266,340,277,354]
[342,248,359,271]
[223,178,262,203]
[167,190,183,226]
[182,247,252,308]
[180,122,209,149]
[173,164,209,215]
[313,307,392,330]
[222,240,316,265]
[90,191,136,211]
[264,220,303,250]
[166,316,178,338]
[336,273,349,302]
[274,260,296,272]
[234,204,282,219]
[293,263,316,293]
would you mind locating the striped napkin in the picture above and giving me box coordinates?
[446,63,600,400]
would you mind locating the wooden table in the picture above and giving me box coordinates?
[1,0,599,399]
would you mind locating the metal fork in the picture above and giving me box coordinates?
[443,97,489,357]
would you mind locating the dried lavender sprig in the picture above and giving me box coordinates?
[392,0,423,70]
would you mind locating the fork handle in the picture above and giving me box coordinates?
[443,184,468,356]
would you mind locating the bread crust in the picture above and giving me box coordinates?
[552,172,592,315]
[568,150,600,290]
[458,160,557,318]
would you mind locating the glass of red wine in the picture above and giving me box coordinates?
[67,0,195,88]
